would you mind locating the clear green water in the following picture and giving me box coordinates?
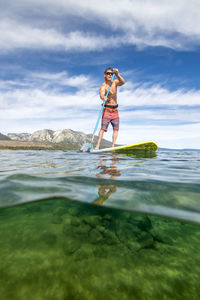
[0,149,200,299]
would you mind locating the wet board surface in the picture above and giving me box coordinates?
[91,141,158,153]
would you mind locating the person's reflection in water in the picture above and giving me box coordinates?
[92,154,120,205]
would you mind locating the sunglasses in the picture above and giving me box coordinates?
[106,72,113,75]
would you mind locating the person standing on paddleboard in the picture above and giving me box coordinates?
[95,67,125,150]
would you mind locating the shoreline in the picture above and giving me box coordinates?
[0,140,80,150]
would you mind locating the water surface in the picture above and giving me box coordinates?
[0,149,199,223]
[0,149,200,300]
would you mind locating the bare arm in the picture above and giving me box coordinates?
[113,68,125,86]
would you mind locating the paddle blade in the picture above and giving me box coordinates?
[80,143,92,152]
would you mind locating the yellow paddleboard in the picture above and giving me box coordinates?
[91,141,158,153]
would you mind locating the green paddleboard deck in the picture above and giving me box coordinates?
[91,141,158,153]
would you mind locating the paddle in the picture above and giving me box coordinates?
[81,73,115,152]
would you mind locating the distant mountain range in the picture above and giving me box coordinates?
[0,129,113,149]
[1,130,199,151]
[0,133,10,140]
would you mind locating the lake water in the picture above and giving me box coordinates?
[0,149,200,299]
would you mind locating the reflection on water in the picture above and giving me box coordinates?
[92,151,157,206]
[120,150,157,159]
[93,154,120,205]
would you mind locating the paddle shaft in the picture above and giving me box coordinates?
[90,73,115,145]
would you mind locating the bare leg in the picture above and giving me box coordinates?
[95,129,105,149]
[112,130,118,147]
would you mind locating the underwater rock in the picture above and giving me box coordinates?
[74,245,93,261]
[127,214,142,226]
[53,206,69,216]
[93,247,105,258]
[150,229,174,245]
[68,207,79,216]
[138,232,155,249]
[99,213,114,229]
[52,215,63,224]
[82,215,102,228]
[138,216,152,232]
[102,230,119,245]
[63,239,81,255]
[63,219,91,241]
[115,226,127,243]
[102,219,111,229]
[70,216,82,227]
[115,222,138,243]
[103,214,112,221]
[89,228,103,244]
[62,223,71,236]
[73,224,91,238]
[96,225,106,234]
[127,240,141,252]
[41,232,57,246]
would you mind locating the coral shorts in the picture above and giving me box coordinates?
[101,107,119,132]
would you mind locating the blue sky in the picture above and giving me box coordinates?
[0,0,200,149]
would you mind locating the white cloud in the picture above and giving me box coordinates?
[119,84,200,106]
[119,108,200,125]
[0,71,200,148]
[0,19,121,52]
[1,0,200,52]
[29,71,98,91]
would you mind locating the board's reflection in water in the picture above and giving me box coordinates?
[92,154,120,205]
